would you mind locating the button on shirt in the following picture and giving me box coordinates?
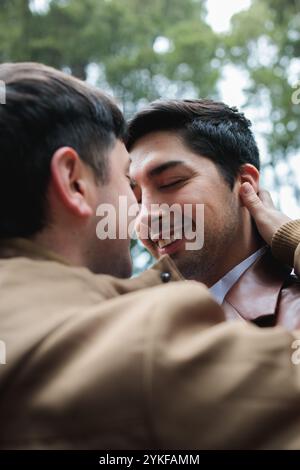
[210,246,267,305]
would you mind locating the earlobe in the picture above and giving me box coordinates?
[50,147,93,218]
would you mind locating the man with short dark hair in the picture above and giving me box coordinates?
[0,62,136,278]
[128,99,300,327]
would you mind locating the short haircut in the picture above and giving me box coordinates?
[0,62,126,238]
[127,99,260,187]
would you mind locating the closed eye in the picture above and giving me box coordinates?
[159,179,186,189]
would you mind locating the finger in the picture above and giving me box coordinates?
[240,182,264,217]
[257,188,276,209]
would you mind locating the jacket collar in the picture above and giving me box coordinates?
[0,238,184,290]
[222,248,292,322]
[0,237,70,265]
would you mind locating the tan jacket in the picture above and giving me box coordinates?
[1,236,300,449]
[271,219,300,276]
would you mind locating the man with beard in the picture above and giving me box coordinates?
[128,99,300,327]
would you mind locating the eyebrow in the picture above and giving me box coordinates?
[148,160,187,178]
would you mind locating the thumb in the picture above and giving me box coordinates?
[240,182,264,218]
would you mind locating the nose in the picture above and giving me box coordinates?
[135,200,180,243]
[135,202,161,242]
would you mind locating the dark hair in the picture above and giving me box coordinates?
[127,99,260,188]
[0,62,126,239]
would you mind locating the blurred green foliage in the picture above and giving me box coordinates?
[0,0,220,114]
[1,0,298,162]
[227,0,300,199]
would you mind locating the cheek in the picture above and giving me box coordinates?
[203,193,239,233]
[176,179,218,205]
[177,184,199,202]
[127,186,138,208]
[106,177,136,208]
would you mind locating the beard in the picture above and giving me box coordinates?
[170,202,240,287]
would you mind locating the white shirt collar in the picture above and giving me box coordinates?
[210,246,267,305]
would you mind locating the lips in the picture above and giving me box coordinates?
[156,237,185,256]
[149,226,185,255]
[157,233,181,249]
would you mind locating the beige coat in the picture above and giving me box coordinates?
[1,238,300,449]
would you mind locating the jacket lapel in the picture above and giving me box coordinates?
[222,249,292,324]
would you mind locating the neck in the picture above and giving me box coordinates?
[31,227,85,268]
[205,216,264,288]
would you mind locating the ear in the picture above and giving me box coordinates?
[238,164,260,194]
[50,147,93,218]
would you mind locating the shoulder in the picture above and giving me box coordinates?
[0,278,223,449]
